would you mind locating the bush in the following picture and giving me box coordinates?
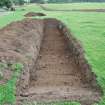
[5,0,12,9]
[0,0,12,9]
[13,0,24,5]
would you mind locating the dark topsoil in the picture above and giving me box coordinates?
[0,18,102,105]
[24,12,46,17]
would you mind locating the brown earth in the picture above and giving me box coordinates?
[24,12,46,17]
[0,18,44,96]
[17,19,102,105]
[0,68,12,85]
[0,18,102,105]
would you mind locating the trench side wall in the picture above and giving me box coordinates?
[58,21,98,87]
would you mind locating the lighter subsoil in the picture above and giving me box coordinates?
[18,19,101,105]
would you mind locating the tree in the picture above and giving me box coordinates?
[30,0,45,3]
[12,0,24,5]
[5,0,12,8]
[47,0,105,2]
[0,0,12,9]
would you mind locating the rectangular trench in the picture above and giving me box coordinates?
[19,19,102,105]
[0,18,101,105]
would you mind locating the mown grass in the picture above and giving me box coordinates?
[0,63,24,104]
[0,4,43,28]
[43,3,105,10]
[0,3,105,105]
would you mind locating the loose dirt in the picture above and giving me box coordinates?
[0,18,102,105]
[0,18,44,98]
[24,12,46,17]
[17,19,102,105]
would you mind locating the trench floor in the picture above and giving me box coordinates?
[19,20,101,105]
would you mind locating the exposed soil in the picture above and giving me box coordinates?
[17,19,102,105]
[24,12,46,17]
[0,68,13,85]
[0,18,102,105]
[0,18,44,96]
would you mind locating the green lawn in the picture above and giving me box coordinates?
[0,4,43,28]
[0,3,105,105]
[43,3,105,10]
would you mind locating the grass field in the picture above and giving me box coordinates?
[43,3,105,10]
[0,3,105,105]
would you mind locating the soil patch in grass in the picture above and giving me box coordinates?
[24,12,46,17]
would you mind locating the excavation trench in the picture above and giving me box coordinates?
[0,18,102,105]
[17,19,102,105]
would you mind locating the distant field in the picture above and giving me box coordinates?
[43,3,105,10]
[0,3,105,105]
[0,5,43,28]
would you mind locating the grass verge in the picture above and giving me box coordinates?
[0,63,24,104]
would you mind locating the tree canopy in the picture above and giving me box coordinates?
[12,0,24,5]
[30,0,46,3]
[0,0,12,8]
[0,0,24,8]
[30,0,105,3]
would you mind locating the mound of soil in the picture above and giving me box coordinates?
[0,18,102,105]
[24,12,46,17]
[0,18,44,95]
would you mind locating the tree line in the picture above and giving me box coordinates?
[30,0,105,3]
[0,0,105,10]
[0,0,24,10]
